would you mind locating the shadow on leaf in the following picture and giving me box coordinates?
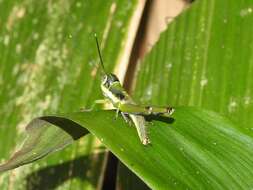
[145,115,175,124]
[26,152,105,190]
[0,116,88,172]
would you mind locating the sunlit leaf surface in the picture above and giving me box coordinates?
[126,0,253,188]
[2,107,253,189]
[134,0,253,133]
[0,0,138,189]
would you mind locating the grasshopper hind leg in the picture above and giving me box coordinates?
[129,115,151,145]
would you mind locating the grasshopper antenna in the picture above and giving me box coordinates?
[94,33,106,74]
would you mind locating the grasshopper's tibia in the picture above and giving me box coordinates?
[121,112,131,124]
[118,103,174,116]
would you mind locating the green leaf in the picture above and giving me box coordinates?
[0,118,88,172]
[122,0,253,186]
[116,163,150,190]
[2,107,253,189]
[0,0,141,189]
[2,0,253,189]
[133,0,253,132]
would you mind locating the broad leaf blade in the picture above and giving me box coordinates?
[0,118,88,172]
[123,0,253,185]
[133,0,253,132]
[116,164,151,190]
[70,108,253,189]
[0,0,140,189]
[2,107,253,189]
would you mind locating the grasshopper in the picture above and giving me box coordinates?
[94,34,174,145]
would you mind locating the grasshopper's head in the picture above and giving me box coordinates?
[101,73,120,88]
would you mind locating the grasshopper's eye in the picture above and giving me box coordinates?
[108,74,119,83]
[102,74,120,88]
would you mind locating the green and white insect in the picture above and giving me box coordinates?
[94,34,174,145]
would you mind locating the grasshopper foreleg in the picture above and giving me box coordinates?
[115,108,120,120]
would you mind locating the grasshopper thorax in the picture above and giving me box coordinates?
[100,73,126,103]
